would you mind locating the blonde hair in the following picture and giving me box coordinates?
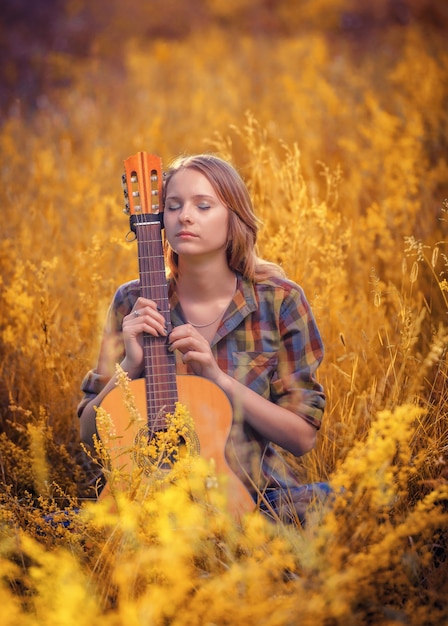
[163,154,284,282]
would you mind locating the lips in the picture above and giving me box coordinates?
[176,231,198,238]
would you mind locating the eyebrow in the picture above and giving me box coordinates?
[165,194,217,202]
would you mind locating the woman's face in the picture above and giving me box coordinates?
[164,167,230,262]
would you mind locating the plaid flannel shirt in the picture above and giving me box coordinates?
[78,273,325,494]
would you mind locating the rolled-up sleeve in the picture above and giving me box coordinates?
[270,284,325,429]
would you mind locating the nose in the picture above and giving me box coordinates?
[178,205,193,224]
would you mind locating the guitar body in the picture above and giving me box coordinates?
[96,151,253,519]
[98,374,254,517]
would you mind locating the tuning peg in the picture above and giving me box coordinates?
[121,173,129,214]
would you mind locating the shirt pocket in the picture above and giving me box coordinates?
[232,351,278,399]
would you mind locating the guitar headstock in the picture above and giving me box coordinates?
[122,152,163,218]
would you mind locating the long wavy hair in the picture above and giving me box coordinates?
[162,154,284,282]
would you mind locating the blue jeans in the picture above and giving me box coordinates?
[258,482,332,526]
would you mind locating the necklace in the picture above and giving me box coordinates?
[188,310,226,328]
[187,275,237,328]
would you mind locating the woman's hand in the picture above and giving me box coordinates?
[168,323,316,456]
[168,323,225,384]
[121,297,167,377]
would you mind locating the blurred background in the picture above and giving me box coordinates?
[1,0,447,119]
[0,3,447,619]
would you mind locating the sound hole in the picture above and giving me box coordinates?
[133,424,201,475]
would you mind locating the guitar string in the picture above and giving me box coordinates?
[140,219,177,428]
[140,221,155,426]
[140,220,157,426]
[145,221,163,427]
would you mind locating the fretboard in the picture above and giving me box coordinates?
[134,215,178,430]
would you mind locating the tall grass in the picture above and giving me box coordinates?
[1,3,447,624]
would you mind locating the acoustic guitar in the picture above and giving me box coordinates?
[97,151,254,517]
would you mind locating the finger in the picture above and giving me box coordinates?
[129,298,165,322]
[168,323,203,344]
[135,296,159,310]
[130,306,162,322]
[168,333,201,353]
[130,297,160,319]
[129,303,167,333]
[168,324,215,358]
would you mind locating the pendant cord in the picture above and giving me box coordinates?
[187,275,237,328]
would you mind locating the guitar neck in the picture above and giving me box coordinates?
[135,216,178,429]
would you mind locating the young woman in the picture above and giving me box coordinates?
[78,154,328,524]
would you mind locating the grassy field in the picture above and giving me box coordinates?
[1,1,447,623]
